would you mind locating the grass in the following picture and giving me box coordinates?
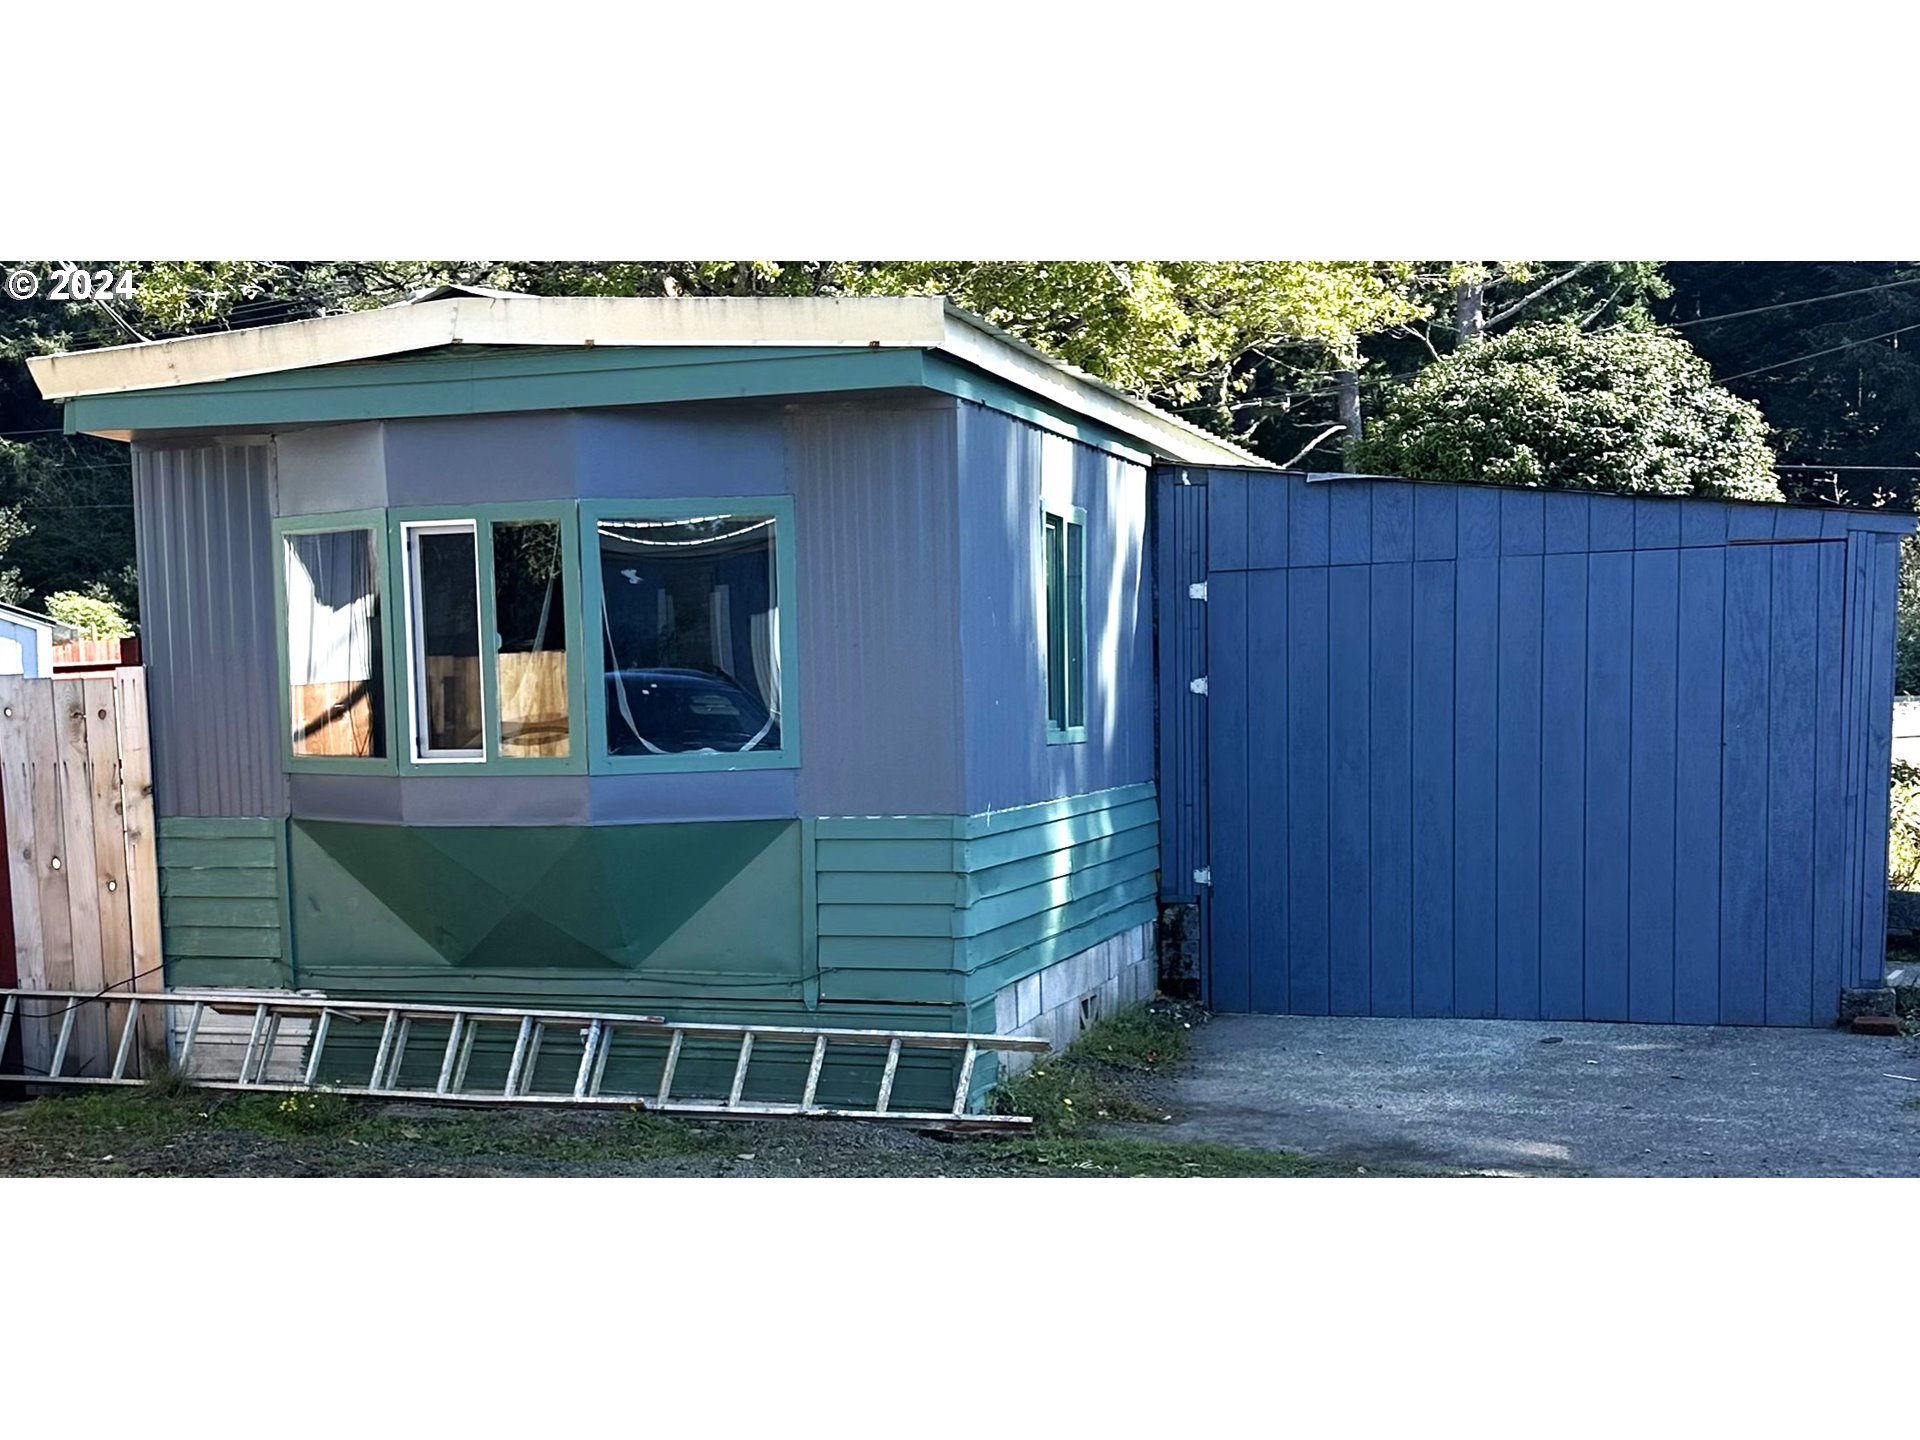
[989,998,1198,1136]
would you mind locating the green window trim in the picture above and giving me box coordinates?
[580,495,801,775]
[273,498,798,778]
[1042,501,1088,745]
[387,503,588,776]
[273,509,401,776]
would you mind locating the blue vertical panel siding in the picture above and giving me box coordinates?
[1810,543,1848,1013]
[1458,488,1500,560]
[1634,498,1681,550]
[1209,469,1248,572]
[1290,481,1330,568]
[1246,472,1288,569]
[1369,563,1414,1016]
[1628,550,1680,1022]
[1765,544,1820,1025]
[1410,560,1456,1016]
[1246,569,1290,1012]
[1720,546,1772,1024]
[1370,483,1414,563]
[1155,475,1209,903]
[1857,536,1899,986]
[1414,484,1457,561]
[1327,566,1372,1014]
[1205,568,1251,1011]
[1539,553,1588,1019]
[1329,485,1371,566]
[1544,492,1589,553]
[1500,490,1544,556]
[1589,495,1636,551]
[1673,547,1726,1023]
[1181,472,1911,1025]
[1495,556,1543,1018]
[1453,558,1500,1017]
[133,442,287,819]
[1583,551,1633,1022]
[1287,566,1331,1013]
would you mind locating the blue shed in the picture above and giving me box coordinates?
[1157,468,1914,1027]
[27,289,1256,1079]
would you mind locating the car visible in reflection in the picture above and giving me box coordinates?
[604,667,781,755]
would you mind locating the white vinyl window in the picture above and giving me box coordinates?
[401,520,485,762]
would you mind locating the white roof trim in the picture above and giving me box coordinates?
[26,291,1264,468]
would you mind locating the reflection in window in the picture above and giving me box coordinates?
[492,520,569,758]
[285,528,385,758]
[597,513,782,756]
[405,522,483,760]
[1044,509,1086,734]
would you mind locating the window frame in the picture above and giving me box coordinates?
[1042,500,1089,746]
[387,503,588,776]
[579,495,801,774]
[273,510,400,775]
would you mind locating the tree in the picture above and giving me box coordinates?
[1349,322,1782,500]
[1658,261,1920,508]
[44,589,133,639]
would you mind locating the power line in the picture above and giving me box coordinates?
[1672,273,1920,329]
[1716,321,1920,384]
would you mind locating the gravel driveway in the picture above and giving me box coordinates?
[1159,1013,1920,1176]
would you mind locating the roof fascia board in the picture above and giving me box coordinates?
[920,356,1156,466]
[29,294,951,401]
[937,304,1266,469]
[63,345,934,438]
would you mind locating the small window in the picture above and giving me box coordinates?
[596,511,784,757]
[285,526,386,759]
[402,520,484,762]
[492,519,570,759]
[1044,505,1086,740]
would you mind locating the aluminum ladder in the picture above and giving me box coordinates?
[0,988,1049,1130]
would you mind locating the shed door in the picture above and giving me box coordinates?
[1201,483,1857,1026]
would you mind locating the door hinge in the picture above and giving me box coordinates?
[1193,867,1212,887]
[1188,581,1208,601]
[1188,676,1208,695]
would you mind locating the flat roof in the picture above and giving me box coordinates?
[27,288,1266,468]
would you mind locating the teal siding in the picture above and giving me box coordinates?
[156,817,292,988]
[813,783,1158,1006]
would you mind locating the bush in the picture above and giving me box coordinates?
[44,589,134,640]
[1890,761,1920,891]
[1351,322,1782,501]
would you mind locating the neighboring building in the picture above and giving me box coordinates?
[26,288,1911,1052]
[0,602,56,679]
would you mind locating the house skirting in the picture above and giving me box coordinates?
[986,921,1158,1076]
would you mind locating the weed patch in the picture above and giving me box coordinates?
[989,999,1200,1136]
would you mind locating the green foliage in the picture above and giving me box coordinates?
[991,1000,1196,1135]
[1889,760,1920,891]
[1898,535,1920,696]
[846,261,1423,409]
[1351,322,1782,499]
[44,588,133,638]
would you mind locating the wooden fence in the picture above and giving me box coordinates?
[0,669,165,1078]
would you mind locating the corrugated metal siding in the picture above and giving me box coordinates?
[1154,470,1208,901]
[790,399,967,816]
[1181,471,1913,1024]
[956,403,1154,813]
[134,442,286,818]
[0,613,53,677]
